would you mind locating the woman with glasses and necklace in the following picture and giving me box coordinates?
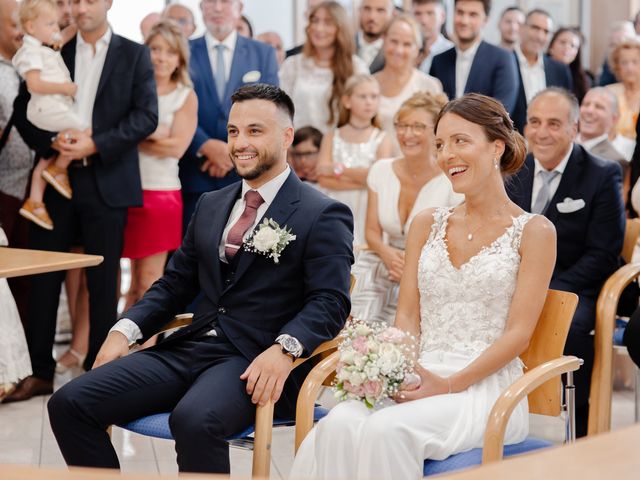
[350,92,462,325]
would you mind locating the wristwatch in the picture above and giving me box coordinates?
[275,334,303,359]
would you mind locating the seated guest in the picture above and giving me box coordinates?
[47,84,354,475]
[317,74,392,244]
[121,21,198,318]
[279,1,368,133]
[511,9,572,132]
[350,91,462,324]
[548,27,592,103]
[497,6,524,51]
[429,0,518,116]
[606,39,640,140]
[374,14,442,156]
[598,21,636,87]
[507,87,626,437]
[289,126,323,183]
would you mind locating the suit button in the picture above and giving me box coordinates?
[225,278,231,285]
[218,307,226,314]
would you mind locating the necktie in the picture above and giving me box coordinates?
[532,170,561,214]
[214,44,226,102]
[225,190,264,262]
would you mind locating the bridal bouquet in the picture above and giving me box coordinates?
[334,320,418,408]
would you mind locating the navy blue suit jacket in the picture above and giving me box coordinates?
[506,144,625,299]
[429,41,518,114]
[180,35,279,193]
[511,53,573,133]
[124,171,354,361]
[12,34,158,208]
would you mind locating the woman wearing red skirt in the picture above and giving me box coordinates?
[122,21,197,316]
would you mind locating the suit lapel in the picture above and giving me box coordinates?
[464,41,486,93]
[442,49,457,100]
[61,37,77,79]
[230,172,301,288]
[513,155,535,211]
[95,34,122,100]
[545,144,583,223]
[209,182,243,292]
[225,36,247,106]
[192,36,220,109]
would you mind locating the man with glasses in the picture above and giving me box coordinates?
[180,0,279,234]
[511,9,572,132]
[163,3,197,38]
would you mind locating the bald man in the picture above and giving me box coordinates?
[256,31,284,66]
[164,3,196,38]
[140,12,161,40]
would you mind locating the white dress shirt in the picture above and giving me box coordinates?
[356,31,383,68]
[578,133,609,151]
[204,29,237,85]
[455,40,481,99]
[612,134,636,162]
[531,146,572,209]
[515,46,546,104]
[74,28,112,129]
[111,166,292,344]
[418,34,454,75]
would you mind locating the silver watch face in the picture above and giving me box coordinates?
[280,336,298,353]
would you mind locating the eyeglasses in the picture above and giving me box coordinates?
[393,122,430,135]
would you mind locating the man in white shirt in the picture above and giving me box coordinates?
[413,0,453,74]
[356,0,394,73]
[497,6,524,51]
[507,87,625,437]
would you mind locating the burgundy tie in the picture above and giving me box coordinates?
[224,190,264,262]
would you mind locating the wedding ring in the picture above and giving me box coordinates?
[399,394,405,399]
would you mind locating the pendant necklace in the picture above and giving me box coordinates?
[464,202,510,241]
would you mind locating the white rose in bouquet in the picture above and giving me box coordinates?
[378,343,404,375]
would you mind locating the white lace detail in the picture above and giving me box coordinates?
[418,207,535,363]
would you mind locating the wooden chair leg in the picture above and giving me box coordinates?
[252,400,274,479]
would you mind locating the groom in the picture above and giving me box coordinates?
[48,84,354,474]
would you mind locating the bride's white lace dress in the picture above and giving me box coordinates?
[290,207,535,480]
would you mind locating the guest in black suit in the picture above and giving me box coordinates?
[47,84,354,474]
[511,9,572,132]
[506,87,626,437]
[3,0,158,402]
[429,0,518,114]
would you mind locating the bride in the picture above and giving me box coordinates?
[289,93,557,480]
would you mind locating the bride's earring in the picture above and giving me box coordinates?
[493,157,500,170]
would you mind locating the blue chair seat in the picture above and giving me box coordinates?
[423,437,552,476]
[118,405,330,442]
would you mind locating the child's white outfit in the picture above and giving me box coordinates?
[12,34,84,132]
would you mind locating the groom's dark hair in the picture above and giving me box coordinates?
[231,84,295,123]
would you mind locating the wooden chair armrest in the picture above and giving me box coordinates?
[292,338,340,368]
[253,400,275,479]
[482,356,583,464]
[590,262,640,435]
[294,350,341,453]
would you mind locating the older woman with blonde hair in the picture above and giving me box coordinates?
[606,39,640,139]
[375,14,443,156]
[279,1,368,133]
[121,20,198,318]
[350,91,462,325]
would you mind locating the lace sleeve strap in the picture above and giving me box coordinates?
[510,212,537,250]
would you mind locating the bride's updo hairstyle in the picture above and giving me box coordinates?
[434,93,527,177]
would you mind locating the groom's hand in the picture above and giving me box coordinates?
[240,345,294,406]
[92,331,130,369]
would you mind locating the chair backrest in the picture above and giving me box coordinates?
[520,289,579,416]
[622,218,640,264]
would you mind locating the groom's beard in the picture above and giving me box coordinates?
[231,148,280,181]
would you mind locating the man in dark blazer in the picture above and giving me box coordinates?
[47,84,354,474]
[429,0,518,114]
[506,88,626,437]
[3,0,158,402]
[181,0,279,232]
[511,9,572,132]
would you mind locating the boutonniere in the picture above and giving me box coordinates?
[245,218,296,264]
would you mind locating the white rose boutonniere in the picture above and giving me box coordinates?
[245,218,296,264]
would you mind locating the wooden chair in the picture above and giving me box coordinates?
[113,275,354,479]
[294,289,581,475]
[589,218,640,435]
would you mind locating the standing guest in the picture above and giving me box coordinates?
[0,0,32,324]
[429,0,518,116]
[163,3,196,39]
[316,74,392,245]
[511,9,572,132]
[413,0,453,75]
[350,92,462,325]
[180,0,278,234]
[3,0,158,403]
[599,21,637,87]
[122,21,198,315]
[356,0,394,74]
[497,6,524,51]
[375,14,442,156]
[606,39,640,140]
[55,0,71,28]
[140,12,161,41]
[507,87,625,437]
[289,126,323,183]
[256,31,285,66]
[279,1,368,133]
[236,14,252,38]
[548,27,592,103]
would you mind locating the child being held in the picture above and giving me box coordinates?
[13,0,87,230]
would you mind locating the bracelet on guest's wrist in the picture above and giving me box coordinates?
[333,162,345,177]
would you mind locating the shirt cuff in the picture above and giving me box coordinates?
[110,318,143,346]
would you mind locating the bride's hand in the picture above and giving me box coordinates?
[395,364,449,403]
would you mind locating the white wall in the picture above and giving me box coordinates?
[107,0,166,43]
